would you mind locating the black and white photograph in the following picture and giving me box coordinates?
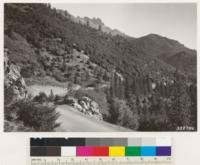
[4,3,197,132]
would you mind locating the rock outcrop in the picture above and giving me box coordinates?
[57,9,127,38]
[69,96,103,120]
[4,48,27,99]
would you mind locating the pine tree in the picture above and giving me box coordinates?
[108,98,138,130]
[147,76,153,94]
[143,78,148,95]
[98,24,102,31]
[86,20,90,27]
[189,83,197,129]
[118,78,124,99]
[61,56,67,72]
[126,95,139,129]
[49,89,54,101]
[109,71,117,98]
[138,77,143,95]
[169,71,192,130]
[103,71,109,81]
[108,98,119,124]
[124,77,132,99]
[136,96,141,115]
[113,72,118,97]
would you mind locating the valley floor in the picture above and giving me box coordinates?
[55,105,131,132]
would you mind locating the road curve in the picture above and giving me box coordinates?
[55,105,131,132]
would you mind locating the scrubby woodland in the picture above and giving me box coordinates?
[4,3,197,131]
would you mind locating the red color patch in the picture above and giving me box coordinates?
[92,146,109,156]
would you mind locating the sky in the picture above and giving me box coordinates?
[51,3,197,49]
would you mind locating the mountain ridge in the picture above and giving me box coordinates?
[57,9,128,38]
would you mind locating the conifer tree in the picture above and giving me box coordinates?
[169,71,192,130]
[98,24,102,31]
[49,89,54,101]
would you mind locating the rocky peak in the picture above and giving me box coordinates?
[57,9,127,37]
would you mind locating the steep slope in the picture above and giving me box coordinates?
[131,34,196,75]
[160,50,196,76]
[4,4,196,80]
[3,3,178,80]
[134,34,184,57]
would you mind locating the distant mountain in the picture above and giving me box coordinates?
[160,50,196,75]
[131,33,197,76]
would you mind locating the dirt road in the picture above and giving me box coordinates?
[55,105,131,132]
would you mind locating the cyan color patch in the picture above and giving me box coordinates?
[140,146,156,156]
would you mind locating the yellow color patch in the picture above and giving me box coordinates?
[109,146,125,156]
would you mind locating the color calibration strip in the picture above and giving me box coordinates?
[30,137,172,164]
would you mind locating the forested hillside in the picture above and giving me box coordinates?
[4,3,197,131]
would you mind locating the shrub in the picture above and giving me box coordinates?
[54,95,63,104]
[4,85,15,106]
[88,65,93,69]
[53,72,66,82]
[108,98,139,130]
[34,92,48,103]
[12,100,60,131]
[63,95,74,105]
[20,66,34,78]
[4,120,34,132]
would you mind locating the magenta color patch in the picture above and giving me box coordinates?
[76,146,93,156]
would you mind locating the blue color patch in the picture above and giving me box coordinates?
[140,146,156,156]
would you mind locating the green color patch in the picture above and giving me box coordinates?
[125,147,140,156]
